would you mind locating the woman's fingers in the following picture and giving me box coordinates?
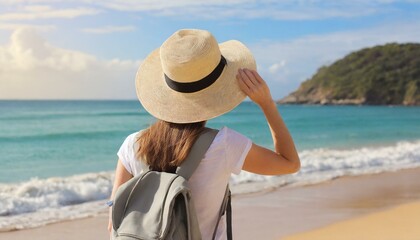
[242,69,264,94]
[239,68,257,89]
[243,69,259,86]
[237,69,254,95]
[250,70,264,84]
[237,68,273,107]
[236,72,250,94]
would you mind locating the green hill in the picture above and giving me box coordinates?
[278,43,420,105]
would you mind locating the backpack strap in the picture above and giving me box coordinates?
[176,127,218,180]
[212,185,232,240]
[226,189,232,240]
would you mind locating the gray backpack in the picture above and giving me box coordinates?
[111,128,232,240]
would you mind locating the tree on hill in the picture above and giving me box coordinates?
[279,43,420,105]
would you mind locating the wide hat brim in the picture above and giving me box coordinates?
[135,40,256,123]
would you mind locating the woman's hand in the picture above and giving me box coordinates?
[236,68,301,175]
[236,68,274,108]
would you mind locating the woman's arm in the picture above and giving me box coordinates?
[108,159,133,233]
[237,68,301,175]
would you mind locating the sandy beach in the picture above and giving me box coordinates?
[285,200,420,240]
[1,167,420,240]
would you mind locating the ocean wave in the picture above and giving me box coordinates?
[231,139,420,192]
[0,172,113,217]
[1,139,420,231]
[95,112,149,117]
[0,130,129,142]
[0,111,148,121]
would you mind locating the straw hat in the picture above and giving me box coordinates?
[135,29,256,123]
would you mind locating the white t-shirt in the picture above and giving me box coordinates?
[117,126,252,240]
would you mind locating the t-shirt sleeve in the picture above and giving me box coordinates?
[224,127,253,175]
[117,133,136,175]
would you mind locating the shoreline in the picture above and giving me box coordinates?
[1,167,420,239]
[276,102,420,107]
[1,137,417,228]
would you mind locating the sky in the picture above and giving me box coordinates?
[0,0,420,100]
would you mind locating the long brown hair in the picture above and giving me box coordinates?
[136,120,206,172]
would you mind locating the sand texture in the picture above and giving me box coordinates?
[285,201,420,240]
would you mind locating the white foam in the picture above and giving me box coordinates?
[0,172,113,231]
[1,139,420,231]
[0,172,112,212]
[232,139,420,194]
[0,200,108,232]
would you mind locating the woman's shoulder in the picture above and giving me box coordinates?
[211,126,252,175]
[118,130,146,157]
[211,126,251,147]
[123,129,145,144]
[118,129,148,174]
[216,126,249,139]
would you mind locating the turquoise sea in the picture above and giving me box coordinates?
[0,100,419,230]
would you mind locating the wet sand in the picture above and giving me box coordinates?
[234,167,420,239]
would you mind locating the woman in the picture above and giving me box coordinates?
[108,29,300,239]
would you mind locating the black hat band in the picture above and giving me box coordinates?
[164,55,227,93]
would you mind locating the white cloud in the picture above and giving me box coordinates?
[1,0,416,20]
[1,20,419,100]
[90,0,384,20]
[268,61,286,74]
[0,28,141,99]
[1,27,96,71]
[0,23,55,31]
[0,5,100,21]
[82,25,136,34]
[251,21,420,98]
[23,4,52,12]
